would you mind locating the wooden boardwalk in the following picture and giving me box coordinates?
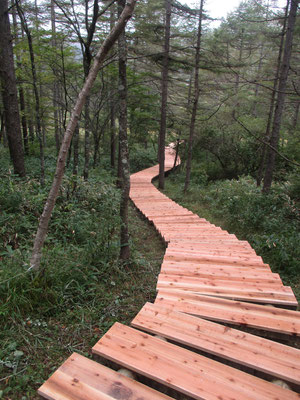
[39,146,300,399]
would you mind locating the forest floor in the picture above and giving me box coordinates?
[0,202,165,399]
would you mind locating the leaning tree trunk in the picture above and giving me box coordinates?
[0,0,26,177]
[118,0,130,261]
[184,0,204,193]
[262,0,298,193]
[158,0,171,190]
[30,0,137,271]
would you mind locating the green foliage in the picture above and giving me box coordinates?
[0,148,164,398]
[129,145,157,173]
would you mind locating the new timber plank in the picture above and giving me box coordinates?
[93,323,300,400]
[161,259,272,272]
[155,290,300,335]
[163,252,268,268]
[160,264,282,283]
[131,303,300,385]
[157,273,297,306]
[38,352,173,400]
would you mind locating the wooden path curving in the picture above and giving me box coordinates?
[39,146,300,400]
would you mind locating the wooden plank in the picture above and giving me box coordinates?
[156,275,296,306]
[93,323,300,400]
[167,245,257,256]
[161,264,282,283]
[164,252,268,268]
[131,303,300,385]
[166,245,258,256]
[38,352,173,400]
[161,260,271,272]
[155,290,300,335]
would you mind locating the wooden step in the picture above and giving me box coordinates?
[38,352,173,400]
[157,274,296,305]
[155,290,300,335]
[164,252,268,268]
[132,303,300,385]
[162,260,272,272]
[92,323,300,400]
[166,245,257,256]
[161,263,281,282]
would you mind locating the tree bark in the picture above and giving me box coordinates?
[17,3,45,185]
[51,0,60,154]
[110,4,116,169]
[30,0,137,271]
[73,125,79,175]
[262,0,298,193]
[184,0,204,193]
[256,0,290,187]
[158,0,171,190]
[12,0,29,156]
[118,0,130,261]
[0,0,26,177]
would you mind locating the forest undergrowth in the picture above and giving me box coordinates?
[163,168,300,301]
[0,146,164,399]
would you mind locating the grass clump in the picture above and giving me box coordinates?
[0,152,165,399]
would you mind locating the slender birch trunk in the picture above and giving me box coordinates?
[30,0,137,271]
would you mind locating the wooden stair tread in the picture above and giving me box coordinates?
[161,264,281,282]
[38,352,173,400]
[155,290,300,335]
[131,302,300,385]
[162,260,271,271]
[92,323,300,400]
[157,273,296,305]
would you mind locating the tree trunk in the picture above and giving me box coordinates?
[83,95,90,180]
[51,0,60,154]
[118,0,130,261]
[0,0,26,177]
[251,44,264,118]
[158,0,171,190]
[17,3,45,185]
[12,0,29,156]
[184,0,204,193]
[292,101,299,129]
[73,125,79,175]
[110,4,116,169]
[262,0,298,193]
[256,0,290,187]
[19,87,29,155]
[30,0,137,271]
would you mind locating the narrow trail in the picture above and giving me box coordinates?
[39,146,300,400]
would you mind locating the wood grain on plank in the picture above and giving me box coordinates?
[155,290,300,335]
[38,352,174,400]
[131,302,300,385]
[93,323,300,400]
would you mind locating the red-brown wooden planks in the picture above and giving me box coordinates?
[38,352,174,400]
[131,302,300,385]
[156,273,296,305]
[93,323,300,400]
[156,289,300,335]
